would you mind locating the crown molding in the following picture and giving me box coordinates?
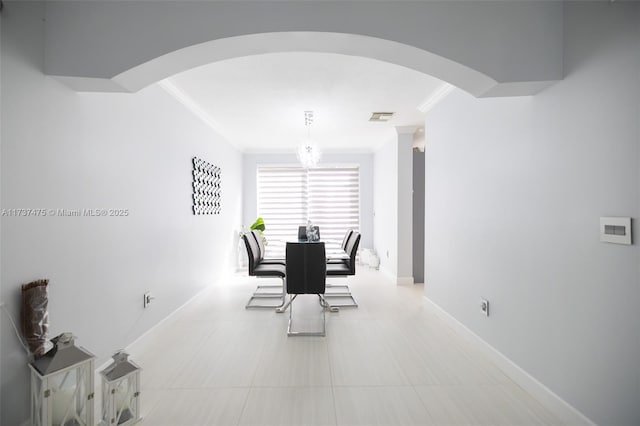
[417,82,455,113]
[158,79,242,151]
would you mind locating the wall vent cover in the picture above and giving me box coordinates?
[369,112,395,122]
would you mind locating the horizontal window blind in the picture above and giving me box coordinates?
[257,165,360,251]
[307,167,360,243]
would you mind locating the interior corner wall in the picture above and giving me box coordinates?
[0,3,242,424]
[424,2,640,425]
[0,5,4,424]
[373,139,398,279]
[396,132,413,283]
[242,152,374,251]
[637,50,640,421]
[413,151,425,284]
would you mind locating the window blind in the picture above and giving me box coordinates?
[257,165,360,251]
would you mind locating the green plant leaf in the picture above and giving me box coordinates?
[250,217,265,232]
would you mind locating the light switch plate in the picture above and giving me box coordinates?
[600,217,631,245]
[480,298,489,316]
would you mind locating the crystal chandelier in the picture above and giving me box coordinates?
[297,111,321,168]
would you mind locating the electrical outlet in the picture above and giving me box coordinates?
[143,292,154,308]
[480,298,489,316]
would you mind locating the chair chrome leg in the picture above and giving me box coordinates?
[245,293,285,309]
[287,294,326,337]
[274,277,292,313]
[324,292,358,306]
[318,295,339,312]
[256,284,283,289]
[245,278,285,309]
[286,294,296,333]
[275,295,294,313]
[326,283,349,289]
[323,280,358,307]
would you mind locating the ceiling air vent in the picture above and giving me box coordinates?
[369,112,395,122]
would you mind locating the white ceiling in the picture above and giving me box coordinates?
[167,52,445,152]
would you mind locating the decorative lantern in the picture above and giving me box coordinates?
[29,332,95,426]
[99,350,141,426]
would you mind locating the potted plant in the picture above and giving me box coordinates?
[249,217,267,246]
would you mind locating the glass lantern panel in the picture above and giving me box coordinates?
[31,372,45,426]
[114,377,137,425]
[102,379,113,425]
[48,363,92,426]
[129,373,139,423]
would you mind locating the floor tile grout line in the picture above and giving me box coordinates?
[411,381,439,424]
[326,326,339,426]
[235,297,268,426]
[373,315,413,387]
[235,385,253,426]
[131,269,574,425]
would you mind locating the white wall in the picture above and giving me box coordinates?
[0,3,242,424]
[374,132,415,284]
[373,140,398,278]
[242,152,373,251]
[424,2,640,425]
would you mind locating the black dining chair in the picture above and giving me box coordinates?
[285,242,336,336]
[250,230,285,265]
[325,231,361,307]
[243,233,286,309]
[327,231,360,276]
[328,229,353,265]
[341,229,353,250]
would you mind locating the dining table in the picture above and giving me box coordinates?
[264,240,349,262]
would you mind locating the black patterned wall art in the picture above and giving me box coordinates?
[192,157,221,215]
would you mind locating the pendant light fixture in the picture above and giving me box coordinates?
[296,111,321,169]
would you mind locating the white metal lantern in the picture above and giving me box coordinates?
[100,350,141,426]
[29,332,95,426]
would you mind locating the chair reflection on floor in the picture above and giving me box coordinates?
[285,241,337,336]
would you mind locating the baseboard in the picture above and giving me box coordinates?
[378,268,416,287]
[126,280,222,353]
[423,296,597,426]
[397,276,414,286]
[90,278,224,423]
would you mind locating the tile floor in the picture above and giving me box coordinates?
[128,268,567,426]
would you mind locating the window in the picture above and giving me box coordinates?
[257,165,360,250]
